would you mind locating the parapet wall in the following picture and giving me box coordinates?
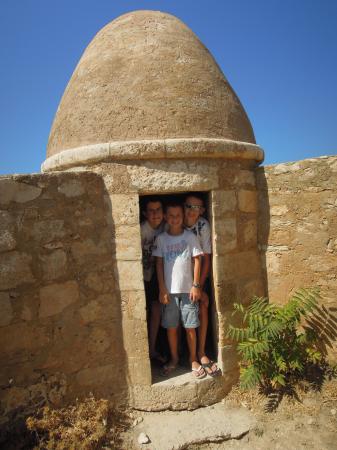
[0,172,130,428]
[257,155,337,313]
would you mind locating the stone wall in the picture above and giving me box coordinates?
[2,153,336,426]
[0,172,132,429]
[257,155,337,358]
[0,157,266,421]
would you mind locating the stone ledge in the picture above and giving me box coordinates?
[42,138,264,172]
[131,370,236,411]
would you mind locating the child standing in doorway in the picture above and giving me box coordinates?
[141,196,166,363]
[184,194,220,376]
[153,202,206,378]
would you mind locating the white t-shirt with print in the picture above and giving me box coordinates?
[152,230,203,293]
[184,216,212,254]
[141,220,166,282]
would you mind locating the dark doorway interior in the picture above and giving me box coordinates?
[139,192,216,381]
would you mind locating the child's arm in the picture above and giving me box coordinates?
[156,256,170,304]
[190,255,202,303]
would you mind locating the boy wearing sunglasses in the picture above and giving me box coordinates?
[184,194,220,376]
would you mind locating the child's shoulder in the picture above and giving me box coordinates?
[197,216,210,226]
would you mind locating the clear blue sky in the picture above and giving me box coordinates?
[1,0,336,175]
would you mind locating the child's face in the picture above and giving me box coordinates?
[144,201,163,229]
[165,206,184,229]
[184,196,205,224]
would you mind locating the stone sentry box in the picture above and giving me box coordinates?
[40,11,265,410]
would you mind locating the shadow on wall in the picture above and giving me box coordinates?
[256,167,271,299]
[0,171,129,443]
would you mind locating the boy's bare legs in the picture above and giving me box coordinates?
[149,301,161,358]
[166,327,179,368]
[198,292,219,374]
[185,328,200,370]
[198,292,209,361]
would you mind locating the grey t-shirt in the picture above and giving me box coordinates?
[153,230,203,293]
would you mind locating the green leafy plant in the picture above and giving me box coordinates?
[227,288,326,390]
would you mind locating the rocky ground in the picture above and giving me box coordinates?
[123,379,337,450]
[4,378,336,449]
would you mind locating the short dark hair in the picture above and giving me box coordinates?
[184,192,204,205]
[143,196,163,211]
[164,201,183,213]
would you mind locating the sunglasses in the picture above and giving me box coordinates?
[184,203,203,210]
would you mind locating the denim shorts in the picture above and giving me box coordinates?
[161,293,199,329]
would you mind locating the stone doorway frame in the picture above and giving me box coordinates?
[138,191,219,383]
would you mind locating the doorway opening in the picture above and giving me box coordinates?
[139,191,217,383]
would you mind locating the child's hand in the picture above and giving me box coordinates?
[190,286,201,303]
[159,289,170,304]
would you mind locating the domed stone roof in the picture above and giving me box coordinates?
[44,10,262,170]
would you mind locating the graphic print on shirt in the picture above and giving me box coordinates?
[142,237,157,272]
[163,240,189,262]
[189,219,206,238]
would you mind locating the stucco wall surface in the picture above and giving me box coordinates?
[0,172,132,429]
[257,155,337,314]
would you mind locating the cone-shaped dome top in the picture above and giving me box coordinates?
[45,10,261,169]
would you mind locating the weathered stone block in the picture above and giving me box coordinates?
[127,356,152,386]
[58,179,85,197]
[236,170,256,187]
[0,179,41,204]
[0,322,50,355]
[241,219,257,247]
[121,290,147,321]
[126,160,219,193]
[218,345,239,373]
[1,386,30,412]
[71,238,109,263]
[122,319,148,357]
[211,190,236,217]
[32,220,65,243]
[0,252,34,290]
[213,218,237,254]
[214,251,261,284]
[114,225,142,260]
[79,294,118,323]
[39,280,79,318]
[0,211,16,252]
[76,363,119,386]
[0,292,13,327]
[88,328,111,354]
[238,190,257,213]
[116,260,144,290]
[108,194,139,225]
[0,230,16,253]
[40,249,67,281]
[101,163,133,194]
[270,204,289,216]
[237,278,265,305]
[84,272,104,293]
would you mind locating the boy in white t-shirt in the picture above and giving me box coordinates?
[184,194,220,377]
[153,202,206,378]
[141,197,166,363]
